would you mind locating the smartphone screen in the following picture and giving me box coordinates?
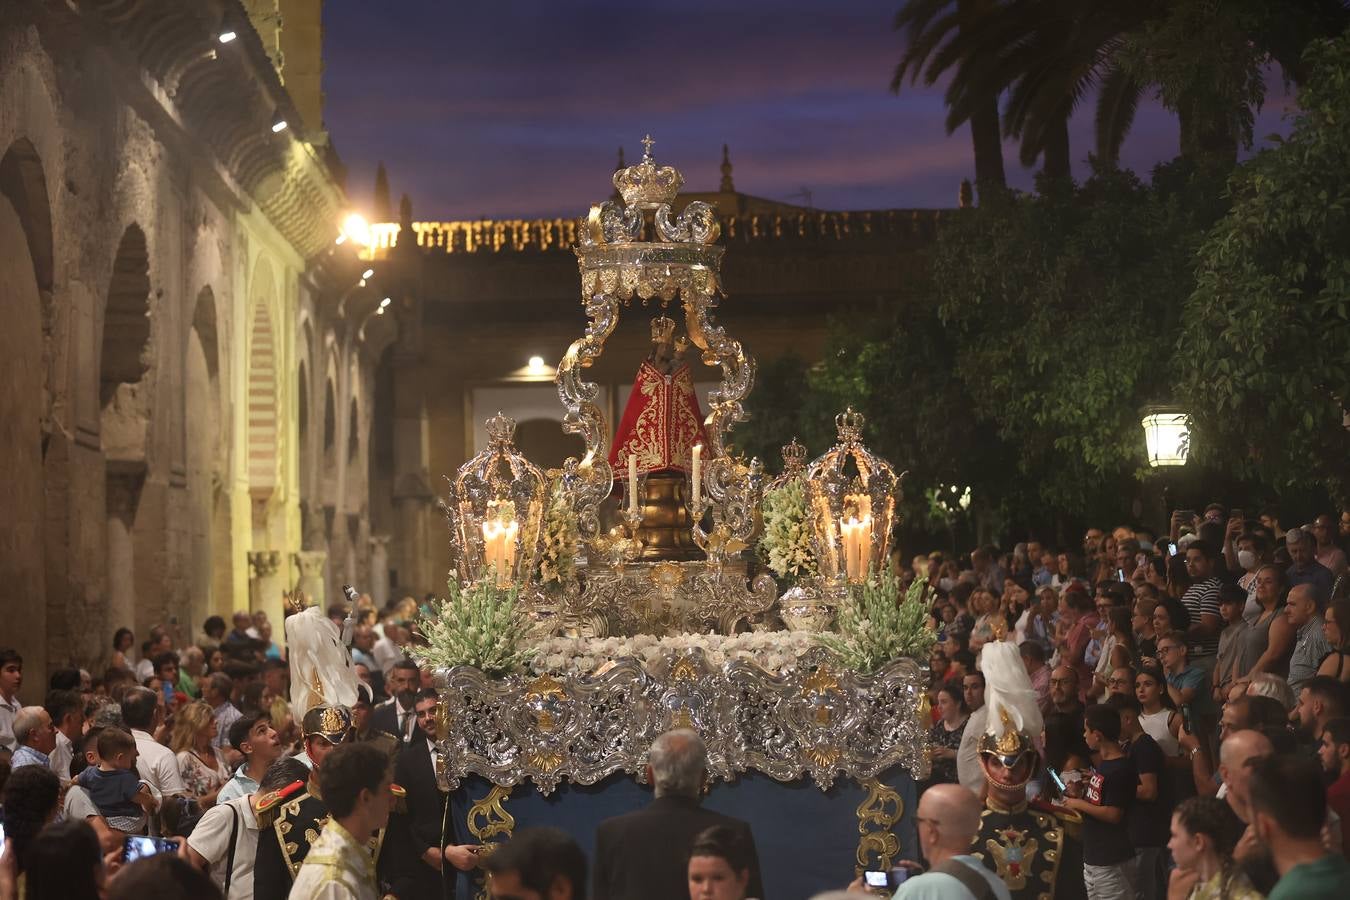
[1116,568,1125,582]
[864,871,889,888]
[1047,766,1067,792]
[1168,543,1178,557]
[123,835,177,863]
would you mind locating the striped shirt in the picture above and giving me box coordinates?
[1180,578,1222,658]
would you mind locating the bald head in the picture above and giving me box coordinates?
[1220,729,1274,818]
[916,784,983,855]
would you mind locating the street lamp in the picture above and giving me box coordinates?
[1141,406,1190,467]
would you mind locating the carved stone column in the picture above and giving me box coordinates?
[369,534,391,609]
[247,550,283,618]
[106,462,146,638]
[292,550,328,609]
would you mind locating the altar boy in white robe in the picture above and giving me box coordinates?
[289,741,395,900]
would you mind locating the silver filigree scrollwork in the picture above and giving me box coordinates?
[429,647,929,795]
[555,292,619,539]
[655,201,721,244]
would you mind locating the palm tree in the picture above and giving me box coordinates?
[892,0,1006,191]
[892,0,1350,179]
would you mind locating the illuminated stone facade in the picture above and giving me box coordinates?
[0,0,389,697]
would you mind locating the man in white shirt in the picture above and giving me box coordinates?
[187,756,311,900]
[0,648,24,751]
[45,688,84,783]
[121,685,187,797]
[372,621,407,676]
[218,713,282,805]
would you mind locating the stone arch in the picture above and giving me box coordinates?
[100,225,152,408]
[0,164,49,689]
[347,396,360,464]
[185,287,225,628]
[0,138,54,345]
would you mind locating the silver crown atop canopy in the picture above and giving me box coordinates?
[613,135,684,208]
[485,411,517,447]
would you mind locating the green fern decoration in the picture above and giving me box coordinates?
[816,571,936,673]
[417,577,537,677]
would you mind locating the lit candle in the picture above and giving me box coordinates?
[691,444,702,507]
[481,520,499,577]
[502,521,518,574]
[628,453,638,514]
[858,515,872,577]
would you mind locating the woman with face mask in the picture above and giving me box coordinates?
[1235,532,1270,618]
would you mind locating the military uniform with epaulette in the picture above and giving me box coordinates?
[253,705,405,900]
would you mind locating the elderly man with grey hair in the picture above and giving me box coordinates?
[592,728,764,900]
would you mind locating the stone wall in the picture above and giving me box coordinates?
[0,3,386,699]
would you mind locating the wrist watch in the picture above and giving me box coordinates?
[1189,746,1202,759]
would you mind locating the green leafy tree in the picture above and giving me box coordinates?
[1177,33,1350,502]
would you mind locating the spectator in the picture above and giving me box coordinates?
[1318,717,1350,856]
[202,615,227,646]
[1286,527,1335,598]
[0,765,62,880]
[1287,584,1332,693]
[44,688,84,783]
[1062,704,1136,900]
[1019,641,1051,714]
[593,729,762,900]
[171,700,230,810]
[889,784,1011,900]
[1311,515,1348,579]
[1043,666,1090,774]
[187,756,310,899]
[217,713,282,804]
[1233,532,1271,615]
[1315,596,1350,682]
[484,827,588,900]
[153,652,181,707]
[1292,676,1344,745]
[10,706,56,770]
[687,824,755,900]
[105,854,223,900]
[1132,594,1159,661]
[122,685,187,801]
[926,682,968,787]
[1248,754,1350,900]
[372,620,407,676]
[1105,694,1168,900]
[371,659,420,744]
[971,546,1007,595]
[1091,607,1135,701]
[77,727,155,832]
[1156,633,1213,744]
[1106,666,1137,701]
[256,621,281,661]
[1166,796,1260,900]
[961,671,985,714]
[1213,585,1252,705]
[110,628,135,673]
[1179,540,1223,677]
[223,611,254,649]
[0,647,24,752]
[21,818,105,900]
[1239,565,1294,687]
[203,673,241,753]
[1058,588,1099,700]
[179,646,205,698]
[351,624,378,671]
[135,627,173,684]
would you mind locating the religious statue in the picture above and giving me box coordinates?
[971,641,1087,900]
[608,315,708,559]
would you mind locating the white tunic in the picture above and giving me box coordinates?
[287,819,378,900]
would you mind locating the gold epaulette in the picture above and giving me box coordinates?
[392,782,407,814]
[254,779,307,829]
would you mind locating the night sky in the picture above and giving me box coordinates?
[322,0,1295,221]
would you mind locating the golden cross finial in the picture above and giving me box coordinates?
[641,134,655,161]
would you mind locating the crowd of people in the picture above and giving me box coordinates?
[910,506,1350,900]
[0,506,1347,900]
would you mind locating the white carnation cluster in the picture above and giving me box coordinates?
[527,629,821,676]
[760,479,818,582]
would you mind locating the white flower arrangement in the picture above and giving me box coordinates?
[418,577,538,677]
[816,570,936,673]
[534,478,578,590]
[759,478,818,583]
[525,629,822,676]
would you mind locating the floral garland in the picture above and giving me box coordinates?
[527,630,822,676]
[759,477,818,583]
[534,477,577,590]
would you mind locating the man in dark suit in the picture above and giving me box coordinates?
[388,688,481,900]
[371,659,420,744]
[592,729,764,900]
